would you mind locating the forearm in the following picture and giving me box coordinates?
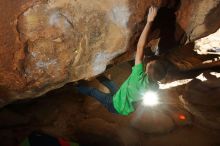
[135,22,152,64]
[135,6,157,65]
[137,21,152,50]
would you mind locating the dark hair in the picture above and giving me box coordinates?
[147,60,167,81]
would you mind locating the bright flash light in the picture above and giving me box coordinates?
[142,91,159,106]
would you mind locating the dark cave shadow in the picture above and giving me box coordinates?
[177,42,220,62]
[75,132,123,146]
[151,0,185,55]
[117,0,186,65]
[113,0,186,64]
[154,43,220,84]
[132,1,219,62]
[149,2,220,70]
[110,1,219,72]
[161,61,220,86]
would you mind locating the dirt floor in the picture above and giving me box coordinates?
[0,62,220,146]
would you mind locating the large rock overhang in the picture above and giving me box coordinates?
[0,0,220,106]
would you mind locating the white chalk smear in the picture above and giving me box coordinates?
[49,12,61,26]
[92,50,124,75]
[36,59,57,69]
[108,5,130,28]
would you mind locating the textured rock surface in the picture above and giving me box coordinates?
[177,0,220,42]
[1,0,220,145]
[166,42,220,71]
[17,0,131,99]
[0,63,220,146]
[180,71,220,130]
[0,0,220,106]
[0,66,214,146]
[195,28,220,55]
[166,28,220,71]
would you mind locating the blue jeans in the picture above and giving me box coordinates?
[76,76,118,114]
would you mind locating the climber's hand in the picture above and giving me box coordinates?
[147,6,158,23]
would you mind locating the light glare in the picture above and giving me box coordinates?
[142,91,159,106]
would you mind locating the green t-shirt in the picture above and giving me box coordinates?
[113,63,150,115]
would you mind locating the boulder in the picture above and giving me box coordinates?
[0,0,220,106]
[181,72,220,130]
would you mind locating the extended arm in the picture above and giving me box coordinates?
[135,6,158,65]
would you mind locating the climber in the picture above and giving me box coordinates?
[75,6,167,115]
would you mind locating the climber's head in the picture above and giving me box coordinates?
[145,60,167,82]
